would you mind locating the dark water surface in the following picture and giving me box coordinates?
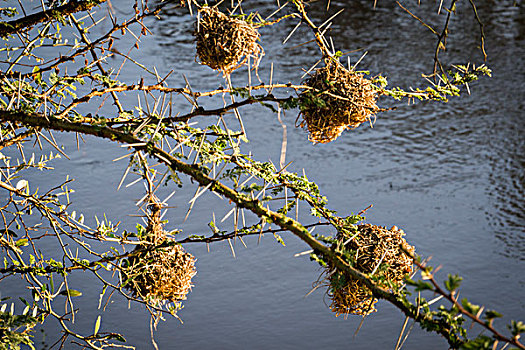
[2,0,524,348]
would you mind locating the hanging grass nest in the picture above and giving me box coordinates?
[299,61,379,143]
[325,224,414,317]
[121,240,196,309]
[121,201,196,310]
[194,7,263,74]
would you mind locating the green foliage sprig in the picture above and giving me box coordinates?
[377,64,492,102]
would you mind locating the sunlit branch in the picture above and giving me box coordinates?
[0,0,107,37]
[0,109,472,347]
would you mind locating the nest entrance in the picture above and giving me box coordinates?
[325,224,414,317]
[194,7,263,74]
[121,200,196,310]
[299,61,379,143]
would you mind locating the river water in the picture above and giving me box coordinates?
[2,0,524,349]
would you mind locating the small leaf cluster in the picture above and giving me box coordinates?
[376,64,492,102]
[0,302,41,350]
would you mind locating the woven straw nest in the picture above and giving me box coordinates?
[121,202,196,309]
[325,224,414,317]
[122,240,196,308]
[299,61,379,144]
[194,7,263,74]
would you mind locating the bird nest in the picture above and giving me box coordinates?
[299,61,379,143]
[120,201,196,310]
[121,240,196,309]
[194,7,263,74]
[325,224,414,317]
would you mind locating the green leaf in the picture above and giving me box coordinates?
[508,320,525,337]
[484,310,503,320]
[406,278,433,291]
[15,238,29,247]
[94,315,101,335]
[444,274,462,292]
[108,333,126,342]
[309,252,326,267]
[59,289,83,297]
[49,273,54,293]
[32,66,42,84]
[460,335,494,350]
[461,298,480,315]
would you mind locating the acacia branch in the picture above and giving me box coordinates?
[0,127,38,150]
[467,0,487,62]
[408,254,525,349]
[176,222,330,244]
[0,1,167,79]
[395,1,439,36]
[0,109,469,347]
[56,82,303,122]
[70,15,124,114]
[291,1,332,57]
[433,0,459,77]
[0,0,106,38]
[0,240,177,275]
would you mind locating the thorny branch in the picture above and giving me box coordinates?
[2,107,522,348]
[395,0,487,79]
[0,0,107,37]
[0,0,515,349]
[404,248,525,349]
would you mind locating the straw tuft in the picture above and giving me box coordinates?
[122,241,196,309]
[194,7,263,74]
[121,200,196,310]
[299,61,379,143]
[325,224,414,317]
